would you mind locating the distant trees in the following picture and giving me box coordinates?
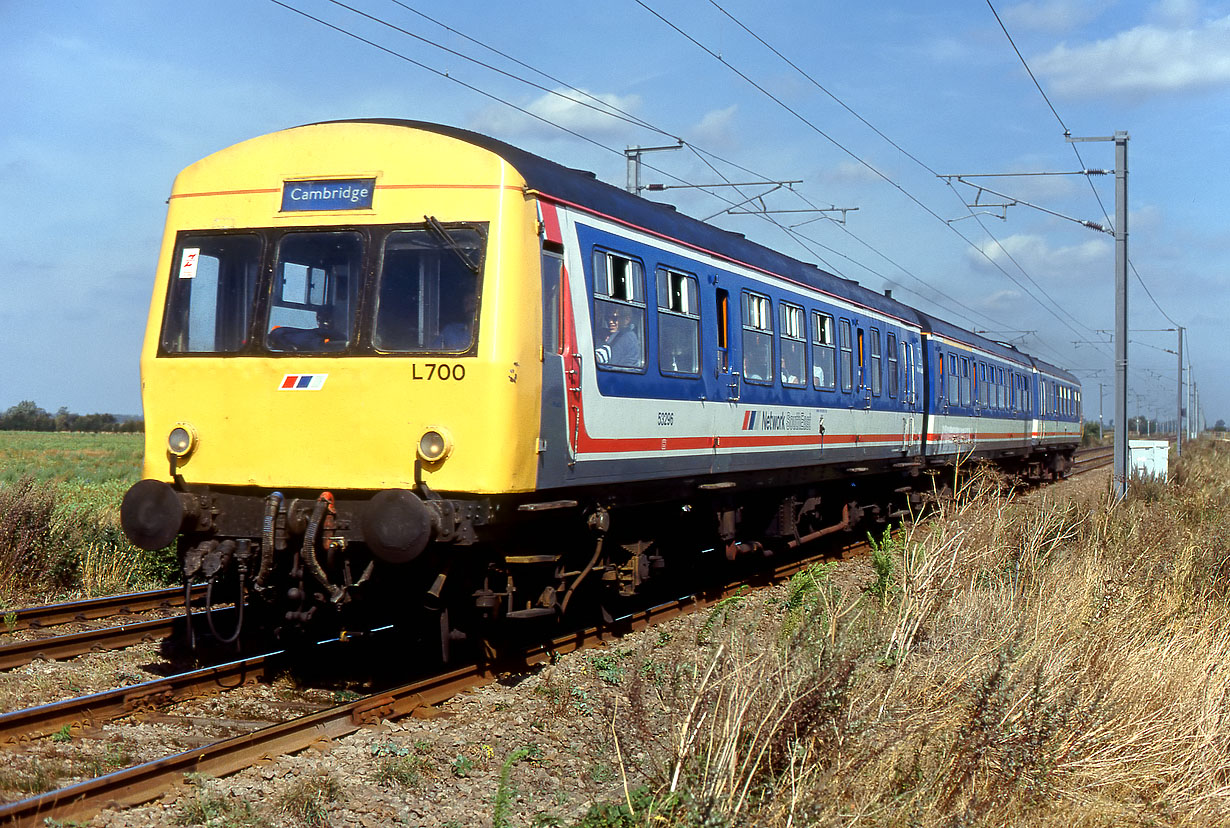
[1216,419,1227,433]
[0,401,142,433]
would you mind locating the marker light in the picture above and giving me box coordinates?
[417,428,453,463]
[168,424,197,458]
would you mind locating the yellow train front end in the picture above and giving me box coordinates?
[120,121,543,635]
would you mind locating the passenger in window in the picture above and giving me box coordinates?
[781,357,800,385]
[440,291,478,350]
[268,306,338,351]
[595,306,641,367]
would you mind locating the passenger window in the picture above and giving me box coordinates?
[780,302,805,387]
[960,357,971,406]
[869,328,882,396]
[839,319,854,393]
[997,369,1006,410]
[741,291,773,384]
[947,354,959,405]
[656,268,699,375]
[887,333,898,398]
[592,249,645,370]
[811,312,836,390]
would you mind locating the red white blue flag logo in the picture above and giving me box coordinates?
[279,374,328,391]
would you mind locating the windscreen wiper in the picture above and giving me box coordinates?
[424,215,480,275]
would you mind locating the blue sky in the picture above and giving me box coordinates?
[2,0,1226,426]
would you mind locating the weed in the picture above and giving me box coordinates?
[866,525,897,607]
[51,724,73,743]
[492,745,539,828]
[698,585,749,644]
[451,754,475,778]
[277,770,342,828]
[178,773,267,827]
[0,757,66,795]
[571,687,593,716]
[375,754,426,788]
[3,611,16,631]
[590,651,625,685]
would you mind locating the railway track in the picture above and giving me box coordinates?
[1,585,203,634]
[1072,445,1114,475]
[0,607,236,671]
[0,649,279,744]
[0,462,1099,825]
[0,551,830,827]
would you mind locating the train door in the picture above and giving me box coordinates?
[898,334,919,453]
[851,324,870,458]
[537,248,579,472]
[973,363,984,419]
[1028,370,1041,448]
[714,287,739,402]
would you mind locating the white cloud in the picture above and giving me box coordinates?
[471,87,643,140]
[822,159,884,186]
[1001,0,1113,34]
[689,105,738,148]
[1031,14,1230,98]
[971,233,1111,277]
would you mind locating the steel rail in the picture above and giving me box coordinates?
[0,472,1086,826]
[0,661,489,827]
[0,650,279,744]
[0,585,204,634]
[0,608,234,671]
[1072,445,1114,474]
[0,550,844,827]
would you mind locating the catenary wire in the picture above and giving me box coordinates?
[986,0,1182,330]
[635,0,1095,363]
[700,0,1105,358]
[270,0,1016,334]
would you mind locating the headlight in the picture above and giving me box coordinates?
[417,427,453,463]
[168,424,197,458]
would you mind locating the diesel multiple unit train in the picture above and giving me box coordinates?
[120,120,1081,642]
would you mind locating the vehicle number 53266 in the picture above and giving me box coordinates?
[657,412,674,427]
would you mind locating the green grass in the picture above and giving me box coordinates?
[0,431,143,486]
[0,432,174,606]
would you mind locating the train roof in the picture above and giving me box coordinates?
[912,310,1034,366]
[321,119,922,325]
[311,119,1075,383]
[1029,357,1079,384]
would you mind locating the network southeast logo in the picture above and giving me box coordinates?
[279,374,328,391]
[741,410,814,431]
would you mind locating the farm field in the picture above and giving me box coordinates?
[0,430,142,486]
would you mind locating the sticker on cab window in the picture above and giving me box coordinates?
[179,248,200,279]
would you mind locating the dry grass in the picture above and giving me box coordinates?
[612,441,1230,827]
